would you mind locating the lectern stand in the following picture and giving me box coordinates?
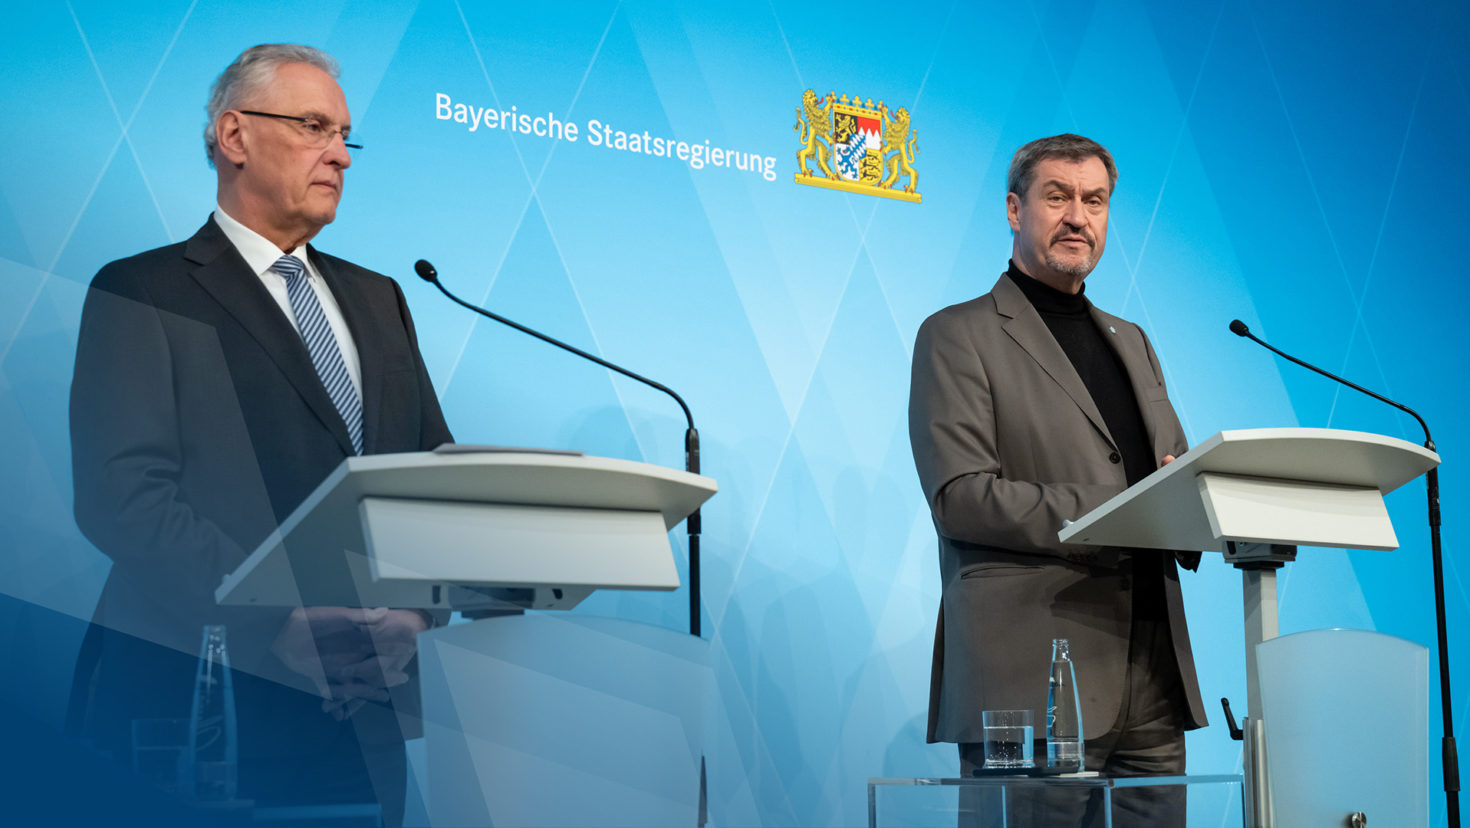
[1060,428,1439,828]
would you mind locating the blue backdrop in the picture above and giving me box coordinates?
[3,0,1469,825]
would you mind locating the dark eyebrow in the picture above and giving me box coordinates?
[1039,180,1110,199]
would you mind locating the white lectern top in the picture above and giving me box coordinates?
[1057,428,1438,553]
[215,449,717,611]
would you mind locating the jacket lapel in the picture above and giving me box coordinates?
[311,248,382,454]
[183,218,356,456]
[991,274,1115,448]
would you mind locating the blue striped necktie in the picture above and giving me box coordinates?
[272,255,363,454]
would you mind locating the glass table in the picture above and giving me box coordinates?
[869,773,1244,827]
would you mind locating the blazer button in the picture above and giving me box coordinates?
[1108,451,1121,464]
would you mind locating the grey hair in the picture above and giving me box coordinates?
[1006,133,1118,198]
[204,44,340,168]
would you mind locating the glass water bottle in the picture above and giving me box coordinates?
[1046,637,1084,770]
[185,624,238,801]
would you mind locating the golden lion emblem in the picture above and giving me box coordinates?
[794,89,836,179]
[881,106,919,194]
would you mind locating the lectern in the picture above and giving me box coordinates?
[216,446,717,612]
[214,447,719,825]
[1059,428,1439,827]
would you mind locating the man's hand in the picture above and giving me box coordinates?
[321,609,429,719]
[272,607,429,720]
[1161,454,1176,466]
[272,606,386,699]
[340,608,430,689]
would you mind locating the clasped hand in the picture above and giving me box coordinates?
[272,606,429,720]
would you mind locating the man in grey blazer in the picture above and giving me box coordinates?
[908,134,1208,826]
[69,44,450,824]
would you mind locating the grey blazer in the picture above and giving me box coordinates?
[908,273,1207,743]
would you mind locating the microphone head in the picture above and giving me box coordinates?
[414,259,439,283]
[1229,319,1250,337]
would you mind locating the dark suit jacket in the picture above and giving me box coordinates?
[69,217,453,766]
[908,273,1207,744]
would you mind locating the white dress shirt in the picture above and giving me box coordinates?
[213,207,363,400]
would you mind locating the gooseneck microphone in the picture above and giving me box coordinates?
[1229,319,1432,446]
[1231,318,1457,826]
[416,259,704,637]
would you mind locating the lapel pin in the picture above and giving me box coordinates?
[1109,326,1116,334]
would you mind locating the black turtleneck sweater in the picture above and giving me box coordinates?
[1006,262,1168,621]
[1005,263,1154,487]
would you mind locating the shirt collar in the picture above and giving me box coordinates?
[213,205,312,278]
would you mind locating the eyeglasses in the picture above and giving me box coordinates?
[238,110,362,151]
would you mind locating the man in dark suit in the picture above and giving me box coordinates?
[69,44,451,823]
[908,134,1208,826]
